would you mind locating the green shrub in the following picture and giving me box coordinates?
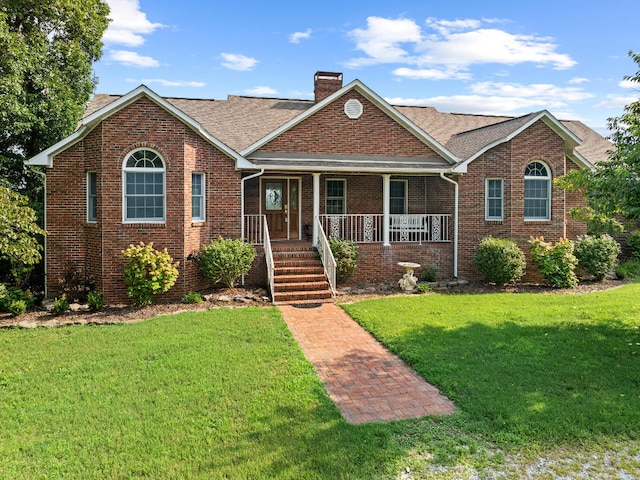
[123,242,180,306]
[615,260,640,279]
[574,234,620,280]
[415,283,430,294]
[198,237,256,289]
[473,237,526,285]
[58,265,94,302]
[328,237,359,282]
[87,291,104,312]
[626,230,640,260]
[182,292,203,304]
[529,237,578,288]
[421,267,437,282]
[8,299,27,316]
[0,286,35,312]
[52,294,70,315]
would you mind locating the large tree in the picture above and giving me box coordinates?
[557,50,640,233]
[0,0,110,193]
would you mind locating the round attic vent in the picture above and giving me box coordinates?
[344,99,363,119]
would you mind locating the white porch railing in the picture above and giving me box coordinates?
[263,216,275,302]
[318,214,451,243]
[244,214,264,244]
[315,217,337,296]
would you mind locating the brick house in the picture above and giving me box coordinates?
[26,72,610,304]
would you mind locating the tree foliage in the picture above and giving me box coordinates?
[0,185,47,267]
[555,50,640,232]
[0,0,110,192]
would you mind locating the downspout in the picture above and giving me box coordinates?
[240,168,264,286]
[30,168,47,298]
[440,172,458,278]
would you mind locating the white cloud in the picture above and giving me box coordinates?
[386,80,593,116]
[109,50,159,67]
[569,77,590,84]
[594,94,639,109]
[289,28,312,44]
[141,79,205,87]
[220,53,258,71]
[345,16,576,76]
[103,0,165,47]
[619,79,640,89]
[393,67,471,80]
[244,86,278,95]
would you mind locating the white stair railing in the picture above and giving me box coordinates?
[315,217,337,296]
[263,216,275,302]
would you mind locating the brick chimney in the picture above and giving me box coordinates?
[314,71,343,103]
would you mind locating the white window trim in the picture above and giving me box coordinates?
[122,148,166,224]
[325,178,347,215]
[390,179,408,215]
[87,171,97,223]
[192,172,205,222]
[524,160,551,221]
[485,178,503,221]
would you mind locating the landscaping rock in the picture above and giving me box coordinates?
[217,295,231,302]
[18,320,38,329]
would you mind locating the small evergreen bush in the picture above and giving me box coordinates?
[529,237,578,288]
[198,237,256,288]
[182,292,203,304]
[421,267,437,282]
[626,230,640,260]
[87,291,104,312]
[52,294,70,315]
[473,237,526,285]
[415,283,430,294]
[574,234,620,280]
[328,237,359,282]
[615,260,640,279]
[0,286,35,312]
[8,299,27,316]
[123,242,180,306]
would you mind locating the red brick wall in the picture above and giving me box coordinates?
[46,96,242,304]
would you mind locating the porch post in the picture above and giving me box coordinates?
[312,173,320,246]
[382,174,391,246]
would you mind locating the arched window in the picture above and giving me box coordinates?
[123,148,165,222]
[524,161,551,220]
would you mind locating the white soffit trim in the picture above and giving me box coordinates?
[240,79,461,165]
[451,110,592,173]
[25,85,254,170]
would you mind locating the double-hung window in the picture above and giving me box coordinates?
[485,178,503,221]
[390,179,408,215]
[524,161,551,220]
[192,173,205,222]
[87,172,97,222]
[123,149,165,223]
[326,179,346,214]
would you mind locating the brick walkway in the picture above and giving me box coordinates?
[278,303,456,424]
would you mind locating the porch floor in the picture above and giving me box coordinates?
[278,302,455,424]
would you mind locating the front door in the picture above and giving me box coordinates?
[262,178,300,240]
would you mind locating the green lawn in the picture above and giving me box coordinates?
[2,286,640,479]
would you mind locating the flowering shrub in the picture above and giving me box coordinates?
[473,237,526,284]
[529,237,578,288]
[198,237,256,288]
[123,242,179,306]
[574,234,620,280]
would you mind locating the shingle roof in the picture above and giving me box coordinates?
[85,90,610,166]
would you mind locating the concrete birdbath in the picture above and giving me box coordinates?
[398,262,421,291]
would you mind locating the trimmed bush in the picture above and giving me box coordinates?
[626,230,640,260]
[615,260,640,279]
[8,299,27,317]
[182,292,203,304]
[87,291,104,312]
[0,286,35,313]
[421,267,437,282]
[52,294,70,315]
[123,242,180,306]
[328,237,359,282]
[473,237,526,285]
[529,237,578,288]
[574,234,620,280]
[198,237,256,288]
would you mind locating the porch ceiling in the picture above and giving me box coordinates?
[246,151,451,174]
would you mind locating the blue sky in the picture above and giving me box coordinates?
[96,0,640,135]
